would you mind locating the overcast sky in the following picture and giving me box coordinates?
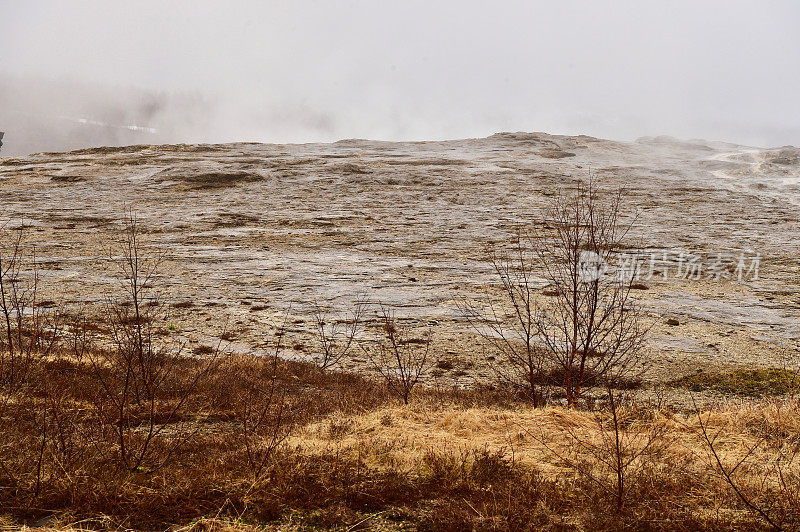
[2,0,800,149]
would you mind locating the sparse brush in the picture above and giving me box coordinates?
[361,306,430,405]
[228,324,293,479]
[0,225,61,387]
[531,387,673,513]
[695,397,800,530]
[84,214,226,472]
[461,182,648,407]
[311,297,365,371]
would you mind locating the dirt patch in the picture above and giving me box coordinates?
[45,213,114,227]
[50,175,85,183]
[156,168,263,190]
[383,158,470,166]
[214,212,262,227]
[59,145,153,156]
[0,158,30,167]
[332,162,371,174]
[538,148,576,159]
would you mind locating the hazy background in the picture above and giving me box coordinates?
[2,0,800,155]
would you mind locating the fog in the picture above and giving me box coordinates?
[2,0,800,155]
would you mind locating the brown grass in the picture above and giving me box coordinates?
[1,345,798,530]
[0,213,797,530]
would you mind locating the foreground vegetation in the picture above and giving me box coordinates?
[1,350,799,531]
[0,185,798,530]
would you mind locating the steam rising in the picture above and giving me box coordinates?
[2,1,799,155]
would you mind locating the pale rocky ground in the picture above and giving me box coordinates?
[1,132,799,397]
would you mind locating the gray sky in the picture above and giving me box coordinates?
[2,0,800,150]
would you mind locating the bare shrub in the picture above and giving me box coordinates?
[533,388,672,513]
[696,399,800,530]
[31,365,91,499]
[362,307,430,404]
[466,182,646,406]
[230,324,293,479]
[65,312,92,362]
[311,298,364,371]
[461,233,550,406]
[534,184,646,405]
[86,215,223,471]
[0,226,60,387]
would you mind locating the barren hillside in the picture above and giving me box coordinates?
[1,132,798,388]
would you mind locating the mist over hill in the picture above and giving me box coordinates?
[0,75,341,156]
[3,71,800,157]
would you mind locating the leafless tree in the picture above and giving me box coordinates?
[311,297,365,371]
[362,306,430,405]
[465,182,646,406]
[87,215,223,471]
[0,225,60,387]
[234,326,293,480]
[535,184,645,405]
[460,234,550,405]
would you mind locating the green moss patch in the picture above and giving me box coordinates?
[671,367,800,397]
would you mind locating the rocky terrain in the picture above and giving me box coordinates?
[1,132,798,389]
